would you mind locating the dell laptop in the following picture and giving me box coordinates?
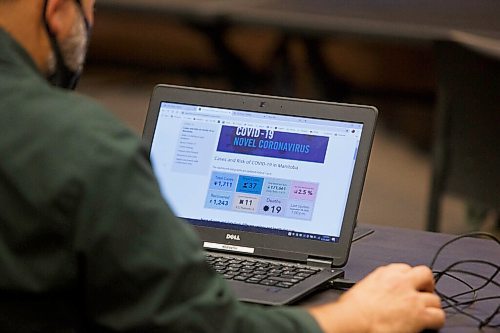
[143,85,377,305]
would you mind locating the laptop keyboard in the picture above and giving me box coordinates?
[206,253,321,288]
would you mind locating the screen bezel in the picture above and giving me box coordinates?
[143,84,377,267]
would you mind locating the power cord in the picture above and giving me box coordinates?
[429,232,500,329]
[328,231,500,329]
[330,278,356,290]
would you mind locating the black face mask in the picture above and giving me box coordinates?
[42,0,92,90]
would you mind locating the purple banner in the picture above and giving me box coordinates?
[216,126,329,163]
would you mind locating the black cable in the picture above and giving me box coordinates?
[444,269,500,289]
[429,231,500,269]
[434,259,499,299]
[442,295,500,309]
[435,276,499,327]
[328,232,499,328]
[428,231,500,329]
[481,303,500,328]
[437,290,487,325]
[432,270,476,308]
[330,278,356,290]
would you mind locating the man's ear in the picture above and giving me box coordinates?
[43,0,76,39]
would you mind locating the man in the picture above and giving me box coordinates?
[0,1,445,332]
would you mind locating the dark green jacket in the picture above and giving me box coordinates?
[0,29,322,332]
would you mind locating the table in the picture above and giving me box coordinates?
[301,225,499,333]
[97,0,500,40]
[224,0,500,100]
[95,0,500,99]
[95,1,500,68]
[96,0,234,24]
[223,0,500,42]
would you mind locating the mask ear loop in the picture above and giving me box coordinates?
[74,0,92,33]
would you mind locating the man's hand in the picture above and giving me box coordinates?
[308,264,445,333]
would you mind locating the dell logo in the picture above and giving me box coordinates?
[226,234,241,241]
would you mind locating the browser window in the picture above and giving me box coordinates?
[150,102,363,243]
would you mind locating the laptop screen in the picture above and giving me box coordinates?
[150,102,363,244]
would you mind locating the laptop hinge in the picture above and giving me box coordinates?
[307,256,333,267]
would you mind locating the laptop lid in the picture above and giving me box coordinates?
[143,85,377,267]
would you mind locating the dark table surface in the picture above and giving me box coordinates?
[97,0,500,57]
[225,0,500,41]
[96,0,241,23]
[97,0,500,39]
[301,225,500,333]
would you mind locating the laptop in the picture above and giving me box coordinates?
[142,85,377,305]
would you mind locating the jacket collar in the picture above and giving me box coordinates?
[0,28,45,79]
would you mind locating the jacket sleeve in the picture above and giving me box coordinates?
[75,142,323,333]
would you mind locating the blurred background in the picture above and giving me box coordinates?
[77,0,500,236]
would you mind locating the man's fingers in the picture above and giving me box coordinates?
[386,263,412,272]
[421,292,442,308]
[420,293,445,330]
[409,265,435,292]
[423,307,446,329]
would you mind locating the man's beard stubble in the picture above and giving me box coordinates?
[46,13,88,77]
